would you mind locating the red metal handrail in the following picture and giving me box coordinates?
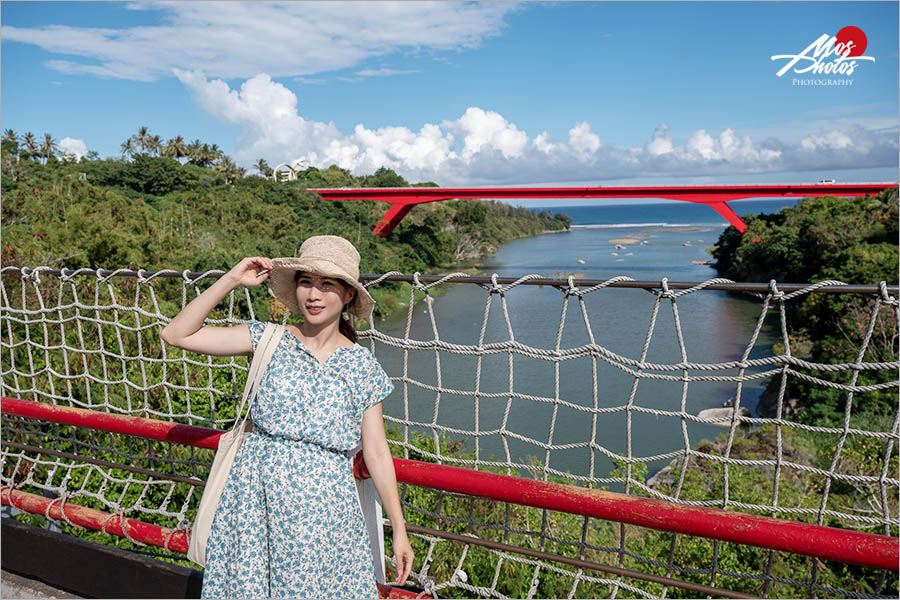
[0,488,420,599]
[309,183,898,236]
[1,487,189,552]
[2,397,897,571]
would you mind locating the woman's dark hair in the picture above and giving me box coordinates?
[339,314,358,345]
[293,271,358,344]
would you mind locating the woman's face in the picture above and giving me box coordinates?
[294,272,355,325]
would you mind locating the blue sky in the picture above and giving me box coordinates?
[2,1,897,202]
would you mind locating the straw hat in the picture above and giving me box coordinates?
[267,235,375,319]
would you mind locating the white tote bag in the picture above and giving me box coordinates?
[187,323,284,566]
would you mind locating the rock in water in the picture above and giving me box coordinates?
[697,406,751,427]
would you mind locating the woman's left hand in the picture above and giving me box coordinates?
[392,528,414,585]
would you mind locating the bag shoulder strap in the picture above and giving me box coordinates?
[233,323,285,428]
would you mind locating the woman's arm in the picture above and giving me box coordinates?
[160,256,273,356]
[361,403,414,586]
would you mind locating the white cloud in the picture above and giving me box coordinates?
[645,123,673,156]
[295,77,327,85]
[356,68,418,78]
[179,72,899,185]
[567,122,602,158]
[2,2,518,81]
[449,107,529,160]
[58,137,88,159]
[799,131,854,151]
[532,131,559,155]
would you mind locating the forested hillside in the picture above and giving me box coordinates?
[1,131,570,317]
[710,189,898,425]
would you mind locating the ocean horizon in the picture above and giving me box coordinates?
[534,197,801,229]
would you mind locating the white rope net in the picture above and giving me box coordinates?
[1,266,898,599]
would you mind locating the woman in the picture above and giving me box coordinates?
[161,235,414,598]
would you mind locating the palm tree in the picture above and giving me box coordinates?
[186,139,204,165]
[197,143,211,167]
[147,134,162,156]
[196,143,222,168]
[22,132,39,159]
[120,138,136,159]
[133,125,152,153]
[255,158,270,177]
[2,129,20,158]
[39,133,58,164]
[164,136,187,161]
[216,156,244,185]
[208,143,225,165]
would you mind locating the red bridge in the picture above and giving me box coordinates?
[310,183,897,237]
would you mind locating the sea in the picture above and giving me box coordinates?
[373,198,801,480]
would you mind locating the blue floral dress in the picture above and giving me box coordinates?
[201,321,393,599]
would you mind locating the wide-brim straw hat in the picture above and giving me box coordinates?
[268,235,375,319]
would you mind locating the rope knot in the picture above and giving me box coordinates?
[564,275,579,297]
[416,578,439,599]
[96,268,131,284]
[21,267,42,283]
[768,280,784,301]
[879,281,899,306]
[659,277,675,299]
[164,519,191,552]
[489,273,503,294]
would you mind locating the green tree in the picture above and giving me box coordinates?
[22,132,39,160]
[120,138,136,159]
[365,166,407,187]
[146,134,163,156]
[132,125,153,153]
[186,139,204,165]
[454,199,488,226]
[163,136,188,161]
[215,156,244,185]
[1,129,19,157]
[39,133,58,164]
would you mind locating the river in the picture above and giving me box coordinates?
[371,198,799,480]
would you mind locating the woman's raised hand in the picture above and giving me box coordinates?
[225,257,274,288]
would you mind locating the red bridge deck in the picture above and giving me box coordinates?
[310,183,897,237]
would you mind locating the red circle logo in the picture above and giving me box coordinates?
[834,26,867,57]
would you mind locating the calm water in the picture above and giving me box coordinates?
[372,199,799,479]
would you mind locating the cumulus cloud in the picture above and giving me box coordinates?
[645,123,673,156]
[58,137,88,159]
[2,2,518,81]
[179,71,899,185]
[567,122,602,159]
[450,107,529,160]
